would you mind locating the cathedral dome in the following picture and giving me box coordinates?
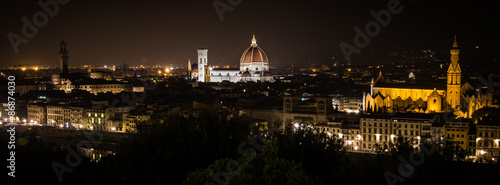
[240,35,268,64]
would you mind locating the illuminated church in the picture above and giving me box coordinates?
[364,36,497,118]
[189,35,274,83]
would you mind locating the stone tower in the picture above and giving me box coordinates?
[446,35,462,110]
[59,41,69,77]
[197,48,208,82]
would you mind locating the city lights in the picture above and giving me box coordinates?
[2,1,499,183]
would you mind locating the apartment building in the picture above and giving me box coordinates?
[476,123,500,161]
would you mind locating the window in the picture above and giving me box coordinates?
[374,123,377,127]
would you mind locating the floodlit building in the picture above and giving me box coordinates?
[359,114,435,152]
[192,35,274,83]
[475,123,500,161]
[364,36,497,118]
[27,104,46,125]
[444,120,471,150]
[47,105,71,127]
[360,115,392,151]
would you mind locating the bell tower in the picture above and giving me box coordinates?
[197,48,208,82]
[59,41,69,77]
[446,35,461,110]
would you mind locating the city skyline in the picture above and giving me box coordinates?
[1,0,499,68]
[1,1,500,183]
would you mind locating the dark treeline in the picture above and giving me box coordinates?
[1,106,499,184]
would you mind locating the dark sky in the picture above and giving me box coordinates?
[1,0,499,68]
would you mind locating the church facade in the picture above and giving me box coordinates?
[189,35,274,83]
[364,36,497,118]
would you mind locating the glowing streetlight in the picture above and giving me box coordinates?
[294,123,300,129]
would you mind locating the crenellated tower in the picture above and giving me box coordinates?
[59,41,69,77]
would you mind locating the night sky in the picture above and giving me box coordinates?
[1,0,499,68]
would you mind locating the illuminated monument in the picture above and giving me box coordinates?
[191,35,274,83]
[446,35,462,110]
[364,35,495,118]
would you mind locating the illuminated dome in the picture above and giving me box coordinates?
[240,35,269,64]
